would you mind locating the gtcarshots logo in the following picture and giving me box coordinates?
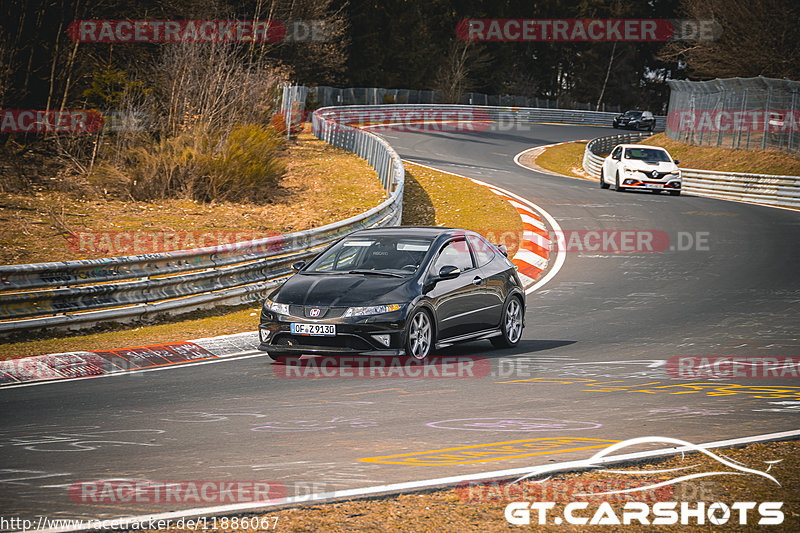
[272,356,490,378]
[505,501,784,526]
[504,436,785,527]
[69,480,286,504]
[457,19,720,42]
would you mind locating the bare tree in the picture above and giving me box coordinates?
[659,0,800,80]
[434,41,489,104]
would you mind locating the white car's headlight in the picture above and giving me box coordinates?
[266,299,289,314]
[343,304,403,317]
[622,166,634,174]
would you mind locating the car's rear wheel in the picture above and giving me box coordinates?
[615,172,626,192]
[405,309,432,360]
[600,168,609,189]
[491,296,523,348]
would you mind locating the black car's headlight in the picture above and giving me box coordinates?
[342,304,404,318]
[266,299,289,314]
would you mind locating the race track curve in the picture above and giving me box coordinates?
[2,122,799,524]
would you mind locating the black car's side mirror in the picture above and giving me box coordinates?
[438,265,461,279]
[423,265,461,293]
[291,261,306,272]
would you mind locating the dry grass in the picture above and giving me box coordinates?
[641,133,800,176]
[402,162,523,257]
[533,142,590,179]
[0,133,385,265]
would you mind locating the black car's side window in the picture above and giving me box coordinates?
[467,235,495,267]
[432,239,474,273]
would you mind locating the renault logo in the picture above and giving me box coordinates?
[309,308,321,317]
[651,170,659,178]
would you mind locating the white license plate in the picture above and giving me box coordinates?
[645,183,664,189]
[291,323,336,336]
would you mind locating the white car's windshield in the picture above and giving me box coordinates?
[624,148,671,162]
[305,237,433,275]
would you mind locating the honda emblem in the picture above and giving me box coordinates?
[309,308,321,317]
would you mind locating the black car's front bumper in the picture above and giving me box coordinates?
[258,308,409,357]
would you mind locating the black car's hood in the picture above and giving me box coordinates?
[275,273,413,306]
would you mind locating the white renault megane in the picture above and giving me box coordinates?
[600,144,682,196]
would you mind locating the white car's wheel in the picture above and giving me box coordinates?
[600,168,609,189]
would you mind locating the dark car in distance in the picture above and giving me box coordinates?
[612,110,655,131]
[258,227,525,360]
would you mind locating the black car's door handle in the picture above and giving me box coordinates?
[473,276,483,286]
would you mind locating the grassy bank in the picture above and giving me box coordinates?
[531,133,800,179]
[642,133,800,176]
[0,132,385,265]
[532,141,590,180]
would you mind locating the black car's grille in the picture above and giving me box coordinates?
[287,305,347,319]
[273,333,373,350]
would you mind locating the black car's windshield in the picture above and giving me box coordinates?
[304,237,433,275]
[624,148,671,162]
[623,111,643,117]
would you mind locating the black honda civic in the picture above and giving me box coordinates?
[258,227,525,360]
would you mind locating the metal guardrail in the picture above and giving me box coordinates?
[312,104,667,131]
[582,131,654,177]
[581,133,800,210]
[0,110,405,336]
[0,104,673,336]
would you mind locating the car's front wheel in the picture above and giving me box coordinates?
[616,171,626,192]
[491,296,523,348]
[405,309,433,360]
[600,168,609,189]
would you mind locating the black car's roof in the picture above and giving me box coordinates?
[346,226,476,239]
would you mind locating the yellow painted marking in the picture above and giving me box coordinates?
[499,378,800,400]
[359,437,619,466]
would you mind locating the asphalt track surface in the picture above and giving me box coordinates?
[2,123,799,524]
